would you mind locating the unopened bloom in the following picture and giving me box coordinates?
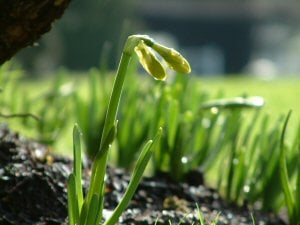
[134,41,166,80]
[151,43,191,74]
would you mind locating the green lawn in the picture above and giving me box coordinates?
[199,76,300,117]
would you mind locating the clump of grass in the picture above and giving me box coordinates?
[33,73,74,145]
[145,84,299,220]
[73,70,109,159]
[67,34,191,225]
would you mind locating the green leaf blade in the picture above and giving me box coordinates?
[67,174,79,225]
[279,111,296,224]
[104,128,163,225]
[73,124,84,211]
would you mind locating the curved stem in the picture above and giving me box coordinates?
[89,35,155,201]
[99,52,131,152]
[87,43,133,208]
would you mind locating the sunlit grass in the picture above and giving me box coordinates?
[198,76,300,118]
[1,63,299,224]
[6,73,300,159]
[22,73,300,122]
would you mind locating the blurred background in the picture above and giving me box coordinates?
[14,0,300,77]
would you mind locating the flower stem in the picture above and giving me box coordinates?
[86,42,132,210]
[100,52,131,151]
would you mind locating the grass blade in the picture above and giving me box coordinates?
[73,124,84,211]
[211,212,221,225]
[104,127,162,225]
[167,99,179,149]
[84,194,101,225]
[196,204,205,225]
[67,174,79,225]
[279,110,296,224]
[79,200,88,225]
[250,213,256,225]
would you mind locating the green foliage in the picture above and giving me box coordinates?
[34,73,74,144]
[0,66,74,146]
[1,41,299,224]
[68,124,162,225]
[73,69,110,159]
[67,35,190,225]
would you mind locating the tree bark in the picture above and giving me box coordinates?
[0,0,71,65]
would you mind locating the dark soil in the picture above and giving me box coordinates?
[0,125,287,225]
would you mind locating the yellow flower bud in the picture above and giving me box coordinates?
[134,41,167,80]
[151,43,191,74]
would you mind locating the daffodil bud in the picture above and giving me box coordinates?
[151,43,191,74]
[134,41,166,80]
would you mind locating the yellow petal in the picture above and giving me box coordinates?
[151,43,191,74]
[134,42,166,80]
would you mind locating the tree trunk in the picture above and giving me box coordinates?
[0,0,71,65]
